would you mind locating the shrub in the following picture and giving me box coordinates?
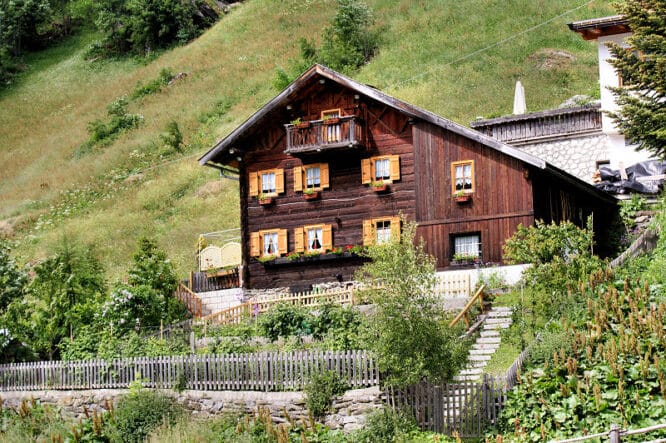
[258,303,313,342]
[353,406,418,442]
[111,389,184,443]
[304,369,348,417]
[131,68,175,99]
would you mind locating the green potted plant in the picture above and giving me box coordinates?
[303,187,320,200]
[371,180,388,192]
[291,117,310,129]
[454,190,472,203]
[257,192,274,205]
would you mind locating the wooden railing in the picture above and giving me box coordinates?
[203,287,356,324]
[470,105,602,144]
[174,283,203,319]
[552,423,666,443]
[0,350,379,392]
[285,115,364,154]
[187,269,239,293]
[449,285,486,328]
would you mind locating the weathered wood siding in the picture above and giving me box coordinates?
[240,87,416,289]
[412,122,535,268]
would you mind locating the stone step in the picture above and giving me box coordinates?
[483,322,512,330]
[467,360,487,369]
[477,336,501,344]
[485,317,512,324]
[469,348,497,355]
[468,354,492,362]
[489,306,513,312]
[453,374,481,382]
[459,367,483,376]
[472,343,500,351]
[480,330,500,337]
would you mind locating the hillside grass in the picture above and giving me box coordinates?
[0,0,615,278]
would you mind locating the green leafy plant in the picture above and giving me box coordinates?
[304,369,348,417]
[111,389,184,443]
[131,68,175,99]
[258,303,313,342]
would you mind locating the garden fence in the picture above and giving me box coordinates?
[0,350,378,392]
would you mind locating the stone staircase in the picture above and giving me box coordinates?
[453,306,513,382]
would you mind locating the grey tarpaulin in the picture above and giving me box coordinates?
[595,160,666,194]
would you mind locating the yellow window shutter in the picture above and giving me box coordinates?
[294,227,304,253]
[249,172,259,197]
[322,225,333,251]
[362,220,374,246]
[320,163,330,189]
[389,155,401,181]
[278,229,288,256]
[293,166,303,192]
[361,158,372,184]
[275,169,285,194]
[250,232,260,257]
[390,216,401,241]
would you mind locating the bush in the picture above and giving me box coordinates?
[111,389,184,443]
[352,406,418,442]
[131,68,175,99]
[304,369,348,417]
[258,303,313,342]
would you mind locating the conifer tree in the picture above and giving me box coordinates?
[607,0,666,158]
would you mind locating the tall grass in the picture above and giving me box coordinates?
[0,0,615,278]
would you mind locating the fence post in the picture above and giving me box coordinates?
[609,424,621,443]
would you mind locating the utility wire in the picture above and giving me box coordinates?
[387,0,596,91]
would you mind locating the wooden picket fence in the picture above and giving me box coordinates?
[0,350,378,392]
[386,341,533,437]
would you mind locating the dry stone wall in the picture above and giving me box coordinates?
[0,386,383,432]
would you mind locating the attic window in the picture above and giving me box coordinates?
[451,160,474,194]
[361,155,400,185]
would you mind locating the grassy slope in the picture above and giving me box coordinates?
[0,0,615,279]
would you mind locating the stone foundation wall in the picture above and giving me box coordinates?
[0,386,383,432]
[519,133,609,183]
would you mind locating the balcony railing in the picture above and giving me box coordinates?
[285,115,364,155]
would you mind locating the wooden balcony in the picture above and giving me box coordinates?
[284,115,365,155]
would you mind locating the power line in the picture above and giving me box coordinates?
[387,0,596,91]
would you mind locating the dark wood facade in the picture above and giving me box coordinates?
[200,65,617,289]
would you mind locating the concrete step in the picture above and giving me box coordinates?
[453,374,481,382]
[459,367,483,376]
[480,330,500,337]
[469,348,497,355]
[489,306,512,312]
[467,360,487,369]
[472,343,500,351]
[485,317,512,324]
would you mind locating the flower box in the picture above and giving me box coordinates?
[258,197,274,206]
[454,194,472,203]
[303,190,321,201]
[323,117,340,125]
[372,183,388,193]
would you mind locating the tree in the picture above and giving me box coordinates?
[6,238,106,360]
[355,221,467,388]
[607,0,666,158]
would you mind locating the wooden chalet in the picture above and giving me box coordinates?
[200,64,617,290]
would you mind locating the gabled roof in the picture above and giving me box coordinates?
[568,15,630,40]
[199,64,615,204]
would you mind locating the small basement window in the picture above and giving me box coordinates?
[294,224,333,253]
[293,163,330,192]
[250,229,287,258]
[363,216,401,246]
[248,169,285,197]
[451,160,474,194]
[451,233,481,260]
[361,155,400,185]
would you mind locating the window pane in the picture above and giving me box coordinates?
[376,220,391,244]
[375,159,390,180]
[307,228,323,251]
[306,167,320,188]
[454,234,480,257]
[263,232,278,255]
[261,173,276,193]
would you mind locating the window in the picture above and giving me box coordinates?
[294,224,333,253]
[451,233,481,260]
[451,160,474,194]
[361,155,400,184]
[248,169,284,197]
[293,163,330,192]
[321,109,341,143]
[363,216,401,246]
[250,229,287,257]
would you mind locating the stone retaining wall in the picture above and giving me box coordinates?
[0,386,383,432]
